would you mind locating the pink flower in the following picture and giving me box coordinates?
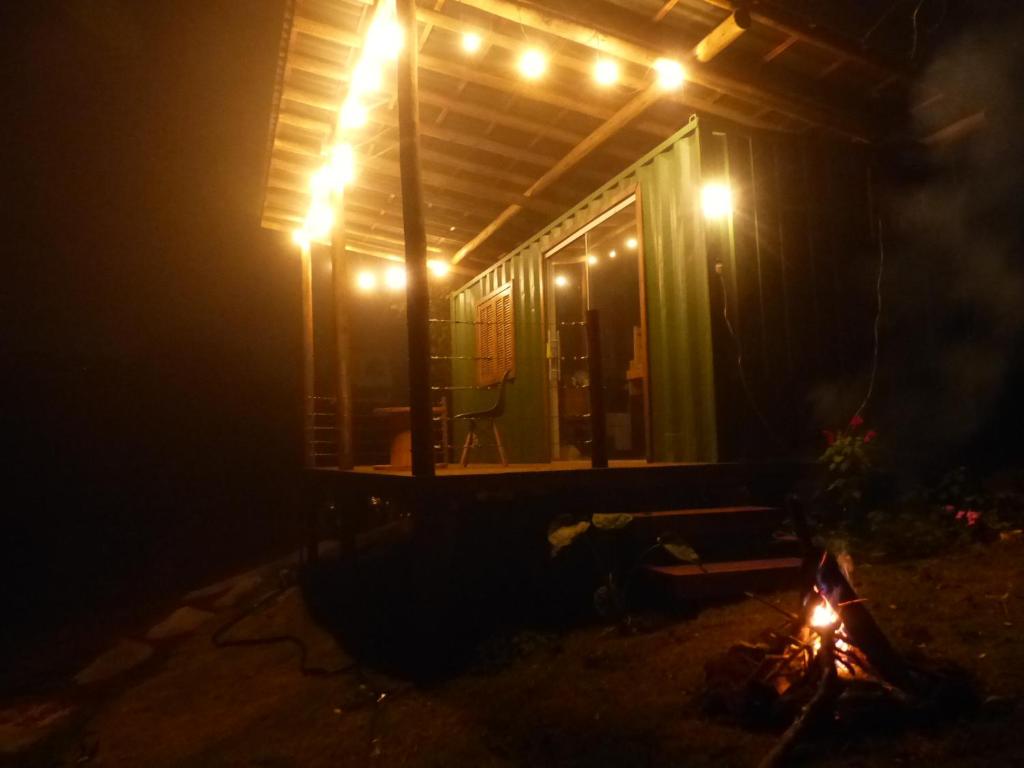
[955,510,966,520]
[966,510,981,526]
[863,430,878,444]
[849,414,864,429]
[823,430,836,446]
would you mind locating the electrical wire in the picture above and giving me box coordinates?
[851,218,886,423]
[211,582,357,678]
[715,266,785,448]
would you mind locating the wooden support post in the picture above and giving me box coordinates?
[330,204,355,470]
[695,9,751,63]
[586,309,608,469]
[300,240,316,469]
[396,0,435,478]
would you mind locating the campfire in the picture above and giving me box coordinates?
[703,506,977,767]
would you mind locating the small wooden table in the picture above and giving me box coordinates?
[372,403,448,470]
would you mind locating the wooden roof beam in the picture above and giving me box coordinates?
[454,86,662,262]
[695,9,751,63]
[448,0,870,141]
[699,0,905,85]
[415,7,765,134]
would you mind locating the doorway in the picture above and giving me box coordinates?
[545,194,647,461]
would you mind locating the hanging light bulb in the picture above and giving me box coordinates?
[462,31,482,54]
[328,143,356,190]
[427,259,450,277]
[352,58,383,95]
[626,237,638,250]
[587,254,598,266]
[366,16,403,61]
[292,229,310,248]
[593,57,619,86]
[554,274,569,288]
[339,97,368,131]
[305,200,335,240]
[608,249,617,259]
[701,182,733,219]
[518,48,547,80]
[384,265,407,291]
[355,270,377,292]
[653,58,685,90]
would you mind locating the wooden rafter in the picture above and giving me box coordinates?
[447,0,870,141]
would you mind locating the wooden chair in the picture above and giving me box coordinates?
[455,370,511,467]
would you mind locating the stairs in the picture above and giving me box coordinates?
[630,505,803,601]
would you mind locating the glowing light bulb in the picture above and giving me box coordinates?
[518,48,547,80]
[701,182,733,219]
[554,274,568,288]
[653,58,685,90]
[587,254,598,266]
[292,229,310,248]
[367,17,403,61]
[306,200,335,238]
[352,59,383,94]
[594,57,619,86]
[356,270,377,292]
[626,237,637,250]
[462,31,482,54]
[339,97,368,131]
[384,265,407,290]
[427,259,450,277]
[609,249,617,259]
[327,143,356,190]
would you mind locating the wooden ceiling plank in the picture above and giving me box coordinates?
[447,0,869,141]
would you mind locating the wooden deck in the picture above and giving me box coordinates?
[353,459,670,476]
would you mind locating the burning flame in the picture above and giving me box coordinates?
[809,599,839,629]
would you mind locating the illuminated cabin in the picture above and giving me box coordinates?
[256,0,975,572]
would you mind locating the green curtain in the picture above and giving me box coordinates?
[639,137,719,462]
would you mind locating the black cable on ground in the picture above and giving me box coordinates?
[211,584,357,678]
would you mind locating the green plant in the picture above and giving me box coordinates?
[819,413,878,521]
[546,513,699,623]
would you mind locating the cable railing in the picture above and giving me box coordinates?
[306,309,629,470]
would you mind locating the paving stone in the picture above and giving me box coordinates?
[212,573,264,609]
[145,606,215,641]
[0,700,73,754]
[74,639,153,685]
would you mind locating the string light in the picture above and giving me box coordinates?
[305,200,335,240]
[518,48,547,79]
[653,58,685,90]
[384,265,407,291]
[609,249,617,259]
[366,16,403,62]
[427,259,450,277]
[292,229,310,248]
[594,57,619,86]
[587,254,598,266]
[701,182,733,219]
[339,97,368,131]
[462,31,482,54]
[352,58,383,95]
[626,237,638,250]
[554,274,569,288]
[356,270,377,292]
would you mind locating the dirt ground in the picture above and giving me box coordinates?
[5,539,1023,768]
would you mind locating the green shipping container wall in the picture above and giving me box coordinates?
[450,118,718,464]
[699,122,877,460]
[449,116,877,464]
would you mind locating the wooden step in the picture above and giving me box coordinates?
[643,557,803,600]
[628,506,787,554]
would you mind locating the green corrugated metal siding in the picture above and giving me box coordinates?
[450,117,717,464]
[638,134,719,462]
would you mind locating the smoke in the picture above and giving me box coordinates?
[885,8,1024,470]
